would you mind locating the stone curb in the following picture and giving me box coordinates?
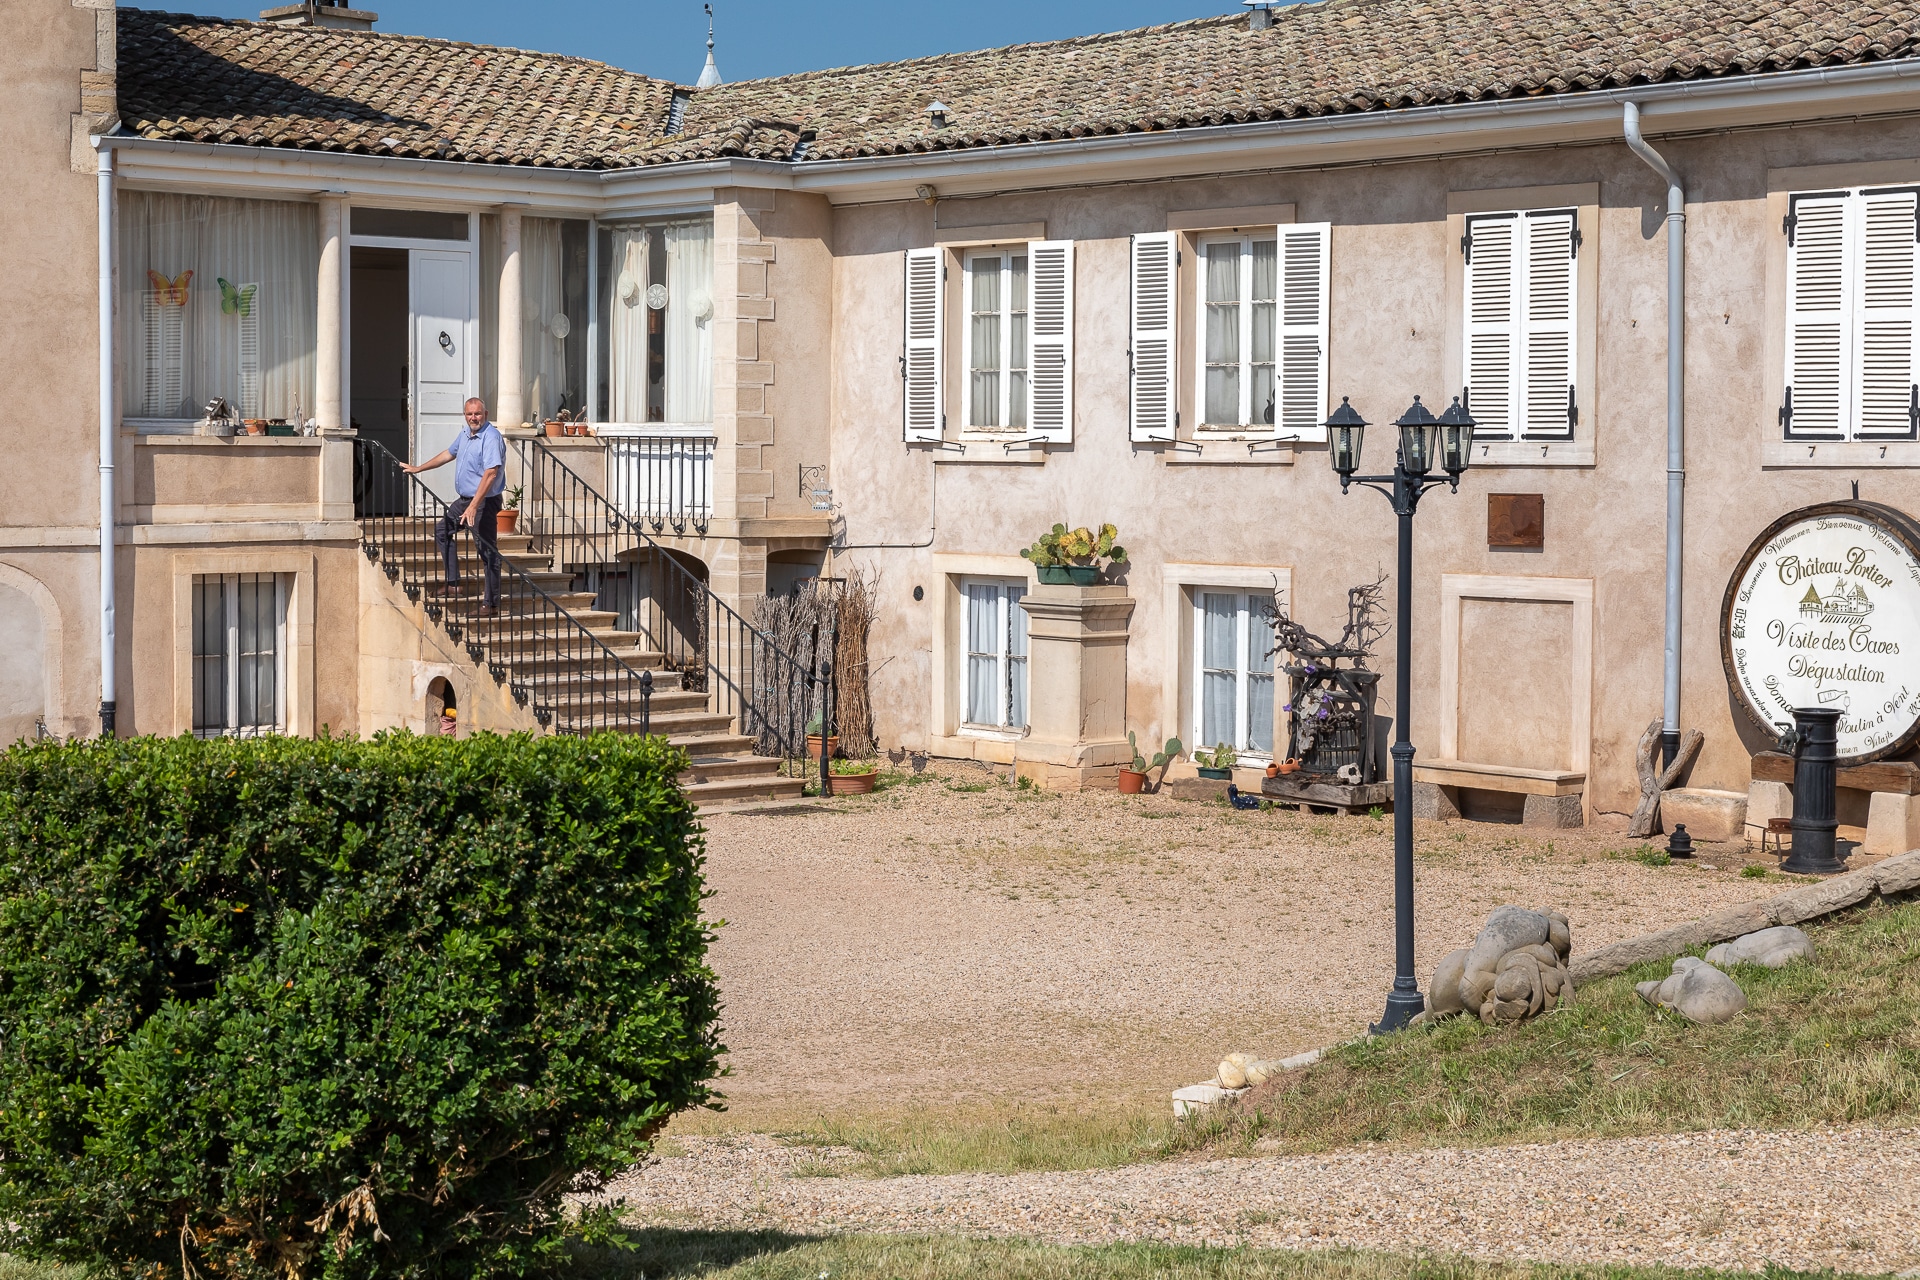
[1568,848,1920,984]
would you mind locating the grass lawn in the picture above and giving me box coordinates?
[1172,895,1920,1160]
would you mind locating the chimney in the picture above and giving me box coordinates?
[259,1,378,30]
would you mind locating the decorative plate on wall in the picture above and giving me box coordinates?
[646,283,670,310]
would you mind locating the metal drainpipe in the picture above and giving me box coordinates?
[1623,102,1685,771]
[94,138,117,738]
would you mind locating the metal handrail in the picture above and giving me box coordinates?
[506,436,820,762]
[352,438,655,737]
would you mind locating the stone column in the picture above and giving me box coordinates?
[1014,583,1136,791]
[497,206,525,428]
[315,194,347,432]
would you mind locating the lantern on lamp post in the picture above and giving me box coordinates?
[1325,394,1474,1033]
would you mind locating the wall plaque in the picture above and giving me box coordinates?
[1488,493,1545,548]
[1721,501,1920,764]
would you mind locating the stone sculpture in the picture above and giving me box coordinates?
[1705,925,1814,970]
[1637,956,1747,1024]
[1428,905,1575,1024]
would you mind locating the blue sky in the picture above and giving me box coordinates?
[182,1,1247,83]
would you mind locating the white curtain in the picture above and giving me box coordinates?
[122,192,317,420]
[607,228,650,422]
[664,219,713,424]
[522,217,567,420]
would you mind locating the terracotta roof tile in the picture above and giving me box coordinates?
[118,1,1920,171]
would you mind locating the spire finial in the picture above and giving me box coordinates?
[696,2,722,88]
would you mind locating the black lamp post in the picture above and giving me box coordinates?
[1326,394,1475,1034]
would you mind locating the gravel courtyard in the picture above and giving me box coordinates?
[613,1127,1920,1274]
[689,766,1781,1123]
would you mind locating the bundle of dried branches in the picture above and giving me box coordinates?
[751,568,879,759]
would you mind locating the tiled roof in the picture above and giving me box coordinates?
[116,9,681,168]
[691,0,1920,161]
[118,1,1920,171]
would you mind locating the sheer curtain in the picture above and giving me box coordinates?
[521,217,567,420]
[664,219,713,424]
[122,192,318,420]
[607,228,650,422]
[1203,243,1241,426]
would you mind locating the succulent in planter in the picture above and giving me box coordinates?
[1195,741,1239,778]
[827,756,881,794]
[1020,523,1129,585]
[504,483,524,510]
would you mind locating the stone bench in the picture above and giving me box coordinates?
[1412,759,1585,828]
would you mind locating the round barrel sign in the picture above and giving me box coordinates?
[1721,501,1920,763]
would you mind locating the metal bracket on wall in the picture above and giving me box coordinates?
[798,463,828,498]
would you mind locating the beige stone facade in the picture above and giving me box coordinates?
[5,0,1920,832]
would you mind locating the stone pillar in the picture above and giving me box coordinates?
[315,194,347,432]
[1014,584,1135,791]
[497,207,525,428]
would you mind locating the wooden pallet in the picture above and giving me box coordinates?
[1260,775,1393,814]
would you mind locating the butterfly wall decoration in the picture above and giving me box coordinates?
[146,270,192,307]
[217,277,258,317]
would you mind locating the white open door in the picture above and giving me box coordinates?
[411,249,473,504]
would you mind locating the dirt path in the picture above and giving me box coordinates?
[612,1127,1920,1273]
[693,768,1783,1121]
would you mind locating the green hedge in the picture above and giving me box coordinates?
[0,731,723,1280]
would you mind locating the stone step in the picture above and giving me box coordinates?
[681,774,810,808]
[680,753,795,783]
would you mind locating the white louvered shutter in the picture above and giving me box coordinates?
[1855,189,1919,440]
[1129,232,1177,442]
[237,286,262,420]
[1026,239,1074,442]
[903,247,945,443]
[1521,211,1576,439]
[1277,222,1330,440]
[1784,192,1849,440]
[1462,213,1517,441]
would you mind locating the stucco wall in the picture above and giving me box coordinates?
[0,0,113,741]
[822,118,1920,818]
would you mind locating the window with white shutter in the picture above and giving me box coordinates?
[962,249,1029,432]
[903,246,945,442]
[1461,209,1578,442]
[1130,232,1177,442]
[1782,187,1920,442]
[1026,239,1074,443]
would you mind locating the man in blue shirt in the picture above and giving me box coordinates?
[403,396,506,617]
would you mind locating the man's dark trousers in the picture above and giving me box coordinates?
[436,494,503,606]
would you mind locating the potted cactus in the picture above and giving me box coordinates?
[1195,741,1238,780]
[1120,730,1182,794]
[1020,523,1128,586]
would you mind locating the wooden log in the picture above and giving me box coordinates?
[1750,751,1919,795]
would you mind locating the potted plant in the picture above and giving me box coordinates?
[1120,730,1182,794]
[1020,523,1128,586]
[498,484,524,535]
[828,757,880,795]
[1195,742,1238,780]
[805,715,839,760]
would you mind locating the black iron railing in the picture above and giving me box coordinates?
[353,438,656,736]
[506,437,819,763]
[604,433,715,535]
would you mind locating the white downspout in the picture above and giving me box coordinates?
[94,138,117,737]
[1623,101,1685,770]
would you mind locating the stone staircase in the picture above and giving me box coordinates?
[365,517,805,809]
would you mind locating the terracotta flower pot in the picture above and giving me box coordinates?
[1265,763,1280,778]
[1117,768,1148,794]
[243,420,267,436]
[496,509,520,534]
[1277,760,1302,775]
[544,421,564,438]
[806,734,840,759]
[829,770,878,795]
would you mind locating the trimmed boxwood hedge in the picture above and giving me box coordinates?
[0,731,723,1280]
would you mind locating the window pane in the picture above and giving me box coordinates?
[1248,672,1274,753]
[1009,255,1029,429]
[1202,673,1236,751]
[1251,239,1277,426]
[1008,655,1028,729]
[191,577,226,737]
[1204,245,1243,425]
[969,257,1003,428]
[235,575,278,733]
[1201,593,1237,670]
[1200,593,1238,750]
[1006,585,1028,728]
[966,583,1000,724]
